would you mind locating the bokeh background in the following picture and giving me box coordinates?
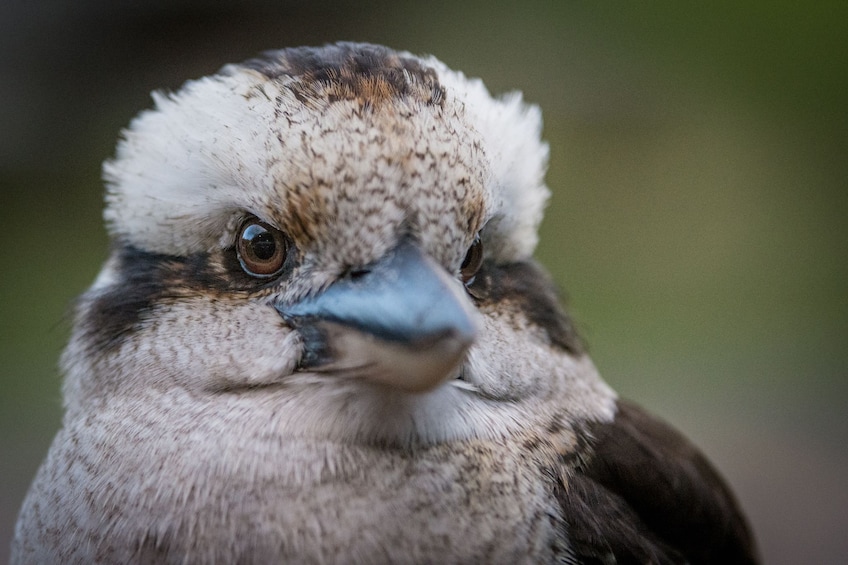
[2,1,846,562]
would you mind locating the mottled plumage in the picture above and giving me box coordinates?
[12,43,758,564]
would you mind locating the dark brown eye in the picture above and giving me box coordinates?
[460,235,483,285]
[236,220,288,277]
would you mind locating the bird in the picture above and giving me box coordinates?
[12,42,758,564]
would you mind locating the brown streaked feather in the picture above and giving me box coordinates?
[557,400,759,565]
[242,43,445,109]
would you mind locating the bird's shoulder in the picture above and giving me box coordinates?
[555,398,759,565]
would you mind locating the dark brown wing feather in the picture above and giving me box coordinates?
[556,399,759,565]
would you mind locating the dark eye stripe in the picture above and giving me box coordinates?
[467,260,583,354]
[77,242,296,354]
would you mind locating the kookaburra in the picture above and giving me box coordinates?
[12,43,758,564]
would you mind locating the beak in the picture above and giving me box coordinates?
[276,240,479,392]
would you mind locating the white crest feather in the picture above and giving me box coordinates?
[423,57,550,260]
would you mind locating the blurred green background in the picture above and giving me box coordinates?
[1,1,846,562]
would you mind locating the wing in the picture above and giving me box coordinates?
[556,399,759,565]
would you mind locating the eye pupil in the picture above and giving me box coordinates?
[247,229,277,260]
[461,249,474,270]
[237,220,288,277]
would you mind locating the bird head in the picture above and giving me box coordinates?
[61,43,613,447]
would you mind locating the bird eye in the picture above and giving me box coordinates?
[236,220,288,278]
[460,235,483,285]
